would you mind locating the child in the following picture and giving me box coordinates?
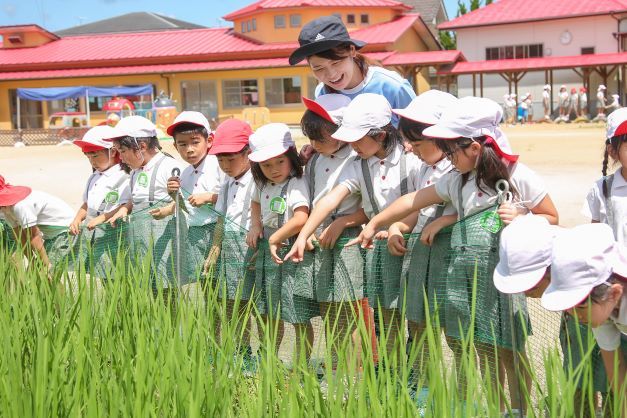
[389,90,458,377]
[348,96,559,411]
[596,85,608,121]
[583,107,627,244]
[208,118,256,363]
[579,87,589,119]
[69,125,131,279]
[0,175,74,270]
[542,224,627,409]
[300,93,367,367]
[105,116,187,299]
[494,216,611,418]
[289,15,415,126]
[151,111,223,281]
[542,85,552,121]
[286,93,423,361]
[245,123,316,360]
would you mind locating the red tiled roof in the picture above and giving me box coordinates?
[438,52,627,75]
[439,0,627,30]
[350,14,419,45]
[382,50,464,66]
[224,0,410,20]
[0,52,397,81]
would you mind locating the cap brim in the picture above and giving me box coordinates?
[302,97,334,123]
[249,146,289,162]
[0,186,31,206]
[540,284,591,312]
[166,121,206,137]
[289,39,366,65]
[73,140,108,152]
[208,143,247,155]
[331,125,370,143]
[392,108,436,126]
[493,262,547,294]
[422,124,462,139]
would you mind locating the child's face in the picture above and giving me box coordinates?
[259,153,292,184]
[114,143,144,169]
[408,139,445,166]
[217,151,250,179]
[308,48,358,91]
[571,284,623,327]
[84,149,113,172]
[174,133,210,166]
[608,141,627,171]
[310,130,343,157]
[349,134,383,160]
[524,270,551,299]
[444,141,480,174]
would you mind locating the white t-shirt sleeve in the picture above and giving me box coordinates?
[252,183,261,203]
[582,180,602,221]
[288,178,310,211]
[12,199,38,228]
[511,163,547,209]
[592,320,622,351]
[338,160,361,194]
[434,171,456,204]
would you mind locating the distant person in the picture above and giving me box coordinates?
[579,87,588,119]
[508,93,517,124]
[525,92,533,123]
[518,93,529,124]
[595,85,608,121]
[569,88,579,120]
[542,85,552,121]
[558,85,569,121]
[607,94,621,113]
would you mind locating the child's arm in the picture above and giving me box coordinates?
[283,184,350,262]
[188,192,218,207]
[600,348,627,408]
[245,201,263,249]
[108,203,132,227]
[387,212,419,256]
[87,204,129,230]
[318,208,368,249]
[15,226,50,268]
[347,185,444,248]
[149,202,175,220]
[69,203,88,236]
[498,194,559,225]
[269,206,309,264]
[420,214,458,246]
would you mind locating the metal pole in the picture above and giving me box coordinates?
[17,96,21,131]
[85,91,91,126]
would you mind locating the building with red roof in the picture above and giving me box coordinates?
[0,0,462,131]
[437,0,627,117]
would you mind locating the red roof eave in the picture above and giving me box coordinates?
[382,50,465,66]
[438,11,626,30]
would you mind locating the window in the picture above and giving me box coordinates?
[222,79,259,108]
[274,15,286,28]
[241,22,246,33]
[265,77,302,106]
[360,14,369,24]
[252,18,257,31]
[246,21,251,32]
[9,89,43,129]
[181,80,218,120]
[347,14,355,24]
[89,96,113,112]
[485,43,543,60]
[307,76,320,99]
[290,14,301,28]
[581,47,595,55]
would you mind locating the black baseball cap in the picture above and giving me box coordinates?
[289,15,366,65]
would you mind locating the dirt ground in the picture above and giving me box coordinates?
[0,123,606,227]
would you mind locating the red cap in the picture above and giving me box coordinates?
[0,175,31,206]
[580,87,587,93]
[302,97,334,123]
[208,119,253,155]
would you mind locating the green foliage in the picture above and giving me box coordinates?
[439,30,456,50]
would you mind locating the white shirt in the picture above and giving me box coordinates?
[339,146,422,220]
[252,176,310,229]
[582,169,627,244]
[180,155,224,226]
[216,169,254,230]
[592,292,627,351]
[306,144,361,219]
[413,158,456,233]
[130,153,181,205]
[1,190,74,239]
[435,162,547,219]
[82,165,130,217]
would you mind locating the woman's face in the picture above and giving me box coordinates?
[84,149,115,172]
[308,47,362,91]
[259,153,293,184]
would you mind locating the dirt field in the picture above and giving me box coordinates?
[0,123,606,227]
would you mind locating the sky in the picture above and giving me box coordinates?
[0,0,462,32]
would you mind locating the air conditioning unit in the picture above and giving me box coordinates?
[7,34,23,44]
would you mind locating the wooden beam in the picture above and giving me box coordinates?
[550,70,554,114]
[572,68,583,78]
[480,73,484,97]
[472,73,476,96]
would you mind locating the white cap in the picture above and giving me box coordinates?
[543,85,551,91]
[248,123,295,162]
[493,215,561,294]
[332,93,392,143]
[73,125,116,151]
[599,84,607,91]
[104,115,157,140]
[393,90,457,126]
[606,107,627,139]
[503,94,510,100]
[560,85,566,90]
[166,111,211,136]
[510,93,517,98]
[422,96,502,140]
[302,94,351,125]
[542,223,627,311]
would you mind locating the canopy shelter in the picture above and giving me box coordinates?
[437,52,627,113]
[15,84,154,130]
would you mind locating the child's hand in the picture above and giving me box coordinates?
[387,225,407,256]
[318,219,345,249]
[306,234,316,251]
[298,144,316,165]
[374,230,388,241]
[420,222,440,246]
[108,212,125,228]
[149,207,167,220]
[497,202,521,225]
[86,217,103,231]
[284,236,308,263]
[268,234,284,265]
[202,245,221,275]
[188,192,215,207]
[246,224,263,249]
[166,177,181,195]
[345,223,377,249]
[69,219,82,236]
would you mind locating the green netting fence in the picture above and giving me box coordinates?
[1,192,625,416]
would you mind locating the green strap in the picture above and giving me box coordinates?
[361,159,380,216]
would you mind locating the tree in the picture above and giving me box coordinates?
[457,0,468,16]
[469,0,482,11]
[439,30,456,50]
